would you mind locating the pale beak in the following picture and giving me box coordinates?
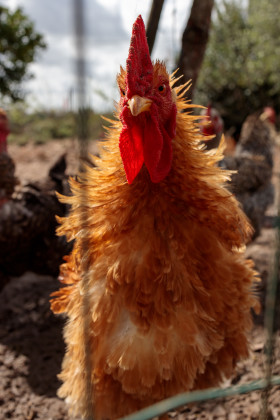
[128,95,152,116]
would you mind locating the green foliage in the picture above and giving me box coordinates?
[8,104,113,145]
[0,6,46,101]
[195,0,280,133]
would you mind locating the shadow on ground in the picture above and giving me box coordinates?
[0,272,65,398]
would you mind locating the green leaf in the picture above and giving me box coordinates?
[0,6,46,102]
[195,0,280,132]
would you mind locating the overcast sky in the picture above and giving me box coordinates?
[1,0,192,111]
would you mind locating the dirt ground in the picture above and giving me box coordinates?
[0,139,280,420]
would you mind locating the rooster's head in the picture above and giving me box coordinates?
[117,15,177,184]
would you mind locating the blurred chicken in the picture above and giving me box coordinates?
[222,110,275,238]
[200,104,224,150]
[200,105,236,155]
[51,16,259,420]
[261,106,276,125]
[0,152,72,290]
[201,105,276,237]
[0,108,72,289]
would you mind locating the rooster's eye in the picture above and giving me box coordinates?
[120,89,126,97]
[158,85,166,94]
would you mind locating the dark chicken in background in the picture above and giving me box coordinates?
[201,105,276,238]
[222,110,275,238]
[0,109,72,290]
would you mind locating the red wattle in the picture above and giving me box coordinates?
[119,107,144,184]
[119,103,177,184]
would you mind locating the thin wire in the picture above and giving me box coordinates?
[73,0,95,419]
[260,162,280,418]
[119,376,280,420]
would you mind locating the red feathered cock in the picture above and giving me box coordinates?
[50,15,259,420]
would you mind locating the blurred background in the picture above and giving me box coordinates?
[1,0,279,142]
[1,0,192,112]
[0,1,280,419]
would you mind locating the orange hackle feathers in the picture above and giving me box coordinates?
[50,15,259,420]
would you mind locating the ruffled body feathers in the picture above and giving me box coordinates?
[51,81,259,419]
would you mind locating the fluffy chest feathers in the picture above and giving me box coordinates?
[51,114,258,419]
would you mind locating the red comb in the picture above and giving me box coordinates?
[206,104,212,117]
[126,15,153,98]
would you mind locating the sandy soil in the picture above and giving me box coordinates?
[9,138,100,183]
[1,139,280,419]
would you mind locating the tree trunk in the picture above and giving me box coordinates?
[146,0,165,54]
[177,0,214,100]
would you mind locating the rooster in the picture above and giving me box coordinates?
[51,16,259,420]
